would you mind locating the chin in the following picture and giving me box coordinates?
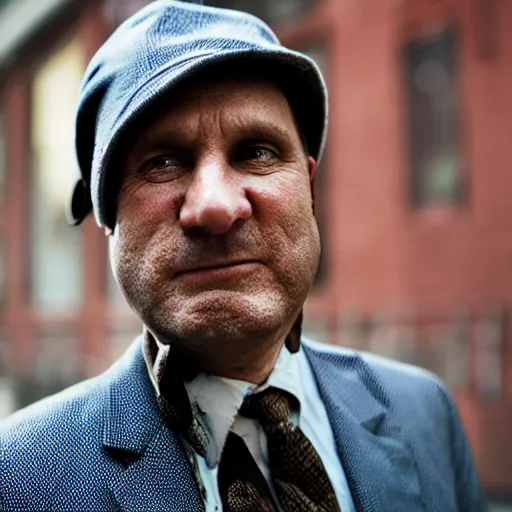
[148,289,291,344]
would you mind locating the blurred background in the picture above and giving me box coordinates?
[0,0,510,508]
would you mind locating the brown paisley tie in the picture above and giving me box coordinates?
[221,387,341,512]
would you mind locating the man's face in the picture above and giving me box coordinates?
[110,76,320,353]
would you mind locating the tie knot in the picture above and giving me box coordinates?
[240,388,293,427]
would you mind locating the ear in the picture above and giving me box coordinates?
[308,156,318,182]
[307,156,317,212]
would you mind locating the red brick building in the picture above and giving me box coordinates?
[0,0,511,501]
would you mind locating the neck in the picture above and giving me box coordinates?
[150,328,286,385]
[195,341,284,385]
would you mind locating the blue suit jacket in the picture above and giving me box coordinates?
[0,338,486,511]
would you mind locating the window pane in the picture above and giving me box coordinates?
[474,313,504,400]
[30,38,84,312]
[405,28,462,206]
[208,0,318,26]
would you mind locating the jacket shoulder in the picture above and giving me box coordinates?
[302,337,448,398]
[0,373,113,510]
[0,337,144,445]
[0,372,107,444]
[0,339,147,511]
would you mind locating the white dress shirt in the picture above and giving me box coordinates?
[184,345,356,512]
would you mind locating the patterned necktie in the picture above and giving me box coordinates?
[221,387,341,512]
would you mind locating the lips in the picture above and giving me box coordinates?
[174,260,260,277]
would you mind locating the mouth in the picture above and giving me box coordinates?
[175,260,261,279]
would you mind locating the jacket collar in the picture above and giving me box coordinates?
[101,337,204,511]
[102,337,162,453]
[101,336,423,511]
[304,340,424,512]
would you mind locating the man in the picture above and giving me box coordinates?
[0,1,486,511]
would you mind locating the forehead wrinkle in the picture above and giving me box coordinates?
[174,78,294,127]
[196,107,225,147]
[129,80,301,158]
[180,90,230,102]
[189,93,299,147]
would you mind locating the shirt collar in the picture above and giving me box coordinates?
[262,341,303,404]
[143,332,304,468]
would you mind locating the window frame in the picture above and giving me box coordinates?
[404,24,464,209]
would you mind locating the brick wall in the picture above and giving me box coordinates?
[321,0,512,488]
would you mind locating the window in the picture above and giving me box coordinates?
[405,27,462,207]
[208,0,318,27]
[30,38,84,312]
[474,313,504,400]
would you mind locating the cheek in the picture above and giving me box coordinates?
[111,186,174,277]
[253,172,315,234]
[249,172,320,271]
[118,181,180,224]
[109,222,141,286]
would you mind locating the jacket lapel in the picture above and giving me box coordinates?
[102,338,204,512]
[101,336,425,511]
[304,341,424,512]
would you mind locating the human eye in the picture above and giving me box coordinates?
[139,155,187,183]
[235,144,279,165]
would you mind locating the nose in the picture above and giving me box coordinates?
[178,157,252,235]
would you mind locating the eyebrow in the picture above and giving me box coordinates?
[127,118,298,162]
[236,120,296,147]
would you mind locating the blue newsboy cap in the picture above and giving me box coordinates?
[70,0,328,227]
